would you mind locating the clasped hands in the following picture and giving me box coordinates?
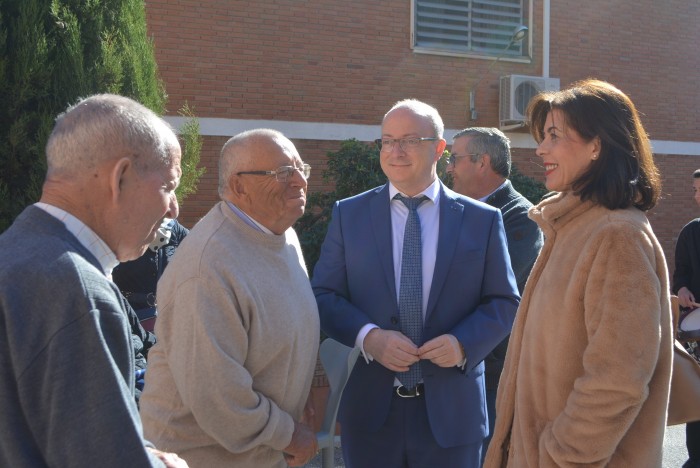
[283,395,318,466]
[364,328,465,372]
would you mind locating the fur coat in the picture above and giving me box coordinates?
[484,192,673,467]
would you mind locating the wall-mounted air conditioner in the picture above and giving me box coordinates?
[499,75,560,129]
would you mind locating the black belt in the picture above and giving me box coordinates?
[122,291,157,308]
[394,383,424,398]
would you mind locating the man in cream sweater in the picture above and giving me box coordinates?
[140,129,319,467]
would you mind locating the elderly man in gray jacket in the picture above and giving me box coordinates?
[0,94,187,468]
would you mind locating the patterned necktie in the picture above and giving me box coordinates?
[395,194,428,389]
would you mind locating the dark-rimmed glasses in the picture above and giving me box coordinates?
[447,153,481,166]
[375,137,438,152]
[237,164,311,183]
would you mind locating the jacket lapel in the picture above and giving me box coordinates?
[426,186,464,320]
[369,184,398,306]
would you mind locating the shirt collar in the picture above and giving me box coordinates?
[34,202,119,277]
[226,201,274,235]
[389,178,440,204]
[480,180,508,203]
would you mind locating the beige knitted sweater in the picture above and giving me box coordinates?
[484,192,673,467]
[140,202,320,468]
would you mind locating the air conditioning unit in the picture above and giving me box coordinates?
[499,75,560,128]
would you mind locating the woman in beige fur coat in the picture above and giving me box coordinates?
[484,79,673,467]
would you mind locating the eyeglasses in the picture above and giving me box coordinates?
[237,163,311,183]
[374,137,438,152]
[447,153,481,166]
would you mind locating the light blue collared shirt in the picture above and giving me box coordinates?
[226,201,274,235]
[388,180,440,314]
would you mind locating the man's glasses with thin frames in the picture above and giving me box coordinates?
[374,137,438,152]
[447,153,481,167]
[237,164,311,183]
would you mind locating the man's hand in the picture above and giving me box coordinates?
[364,328,420,372]
[418,334,465,368]
[146,447,190,468]
[678,286,700,309]
[283,421,318,467]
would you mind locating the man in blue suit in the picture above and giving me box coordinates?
[312,99,519,467]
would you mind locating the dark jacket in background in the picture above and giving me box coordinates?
[113,220,189,310]
[673,218,700,299]
[113,219,188,402]
[484,180,543,389]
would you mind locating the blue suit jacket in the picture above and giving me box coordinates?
[312,182,519,447]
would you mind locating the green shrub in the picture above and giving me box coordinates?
[295,139,383,273]
[0,0,204,232]
[175,103,205,203]
[509,164,548,205]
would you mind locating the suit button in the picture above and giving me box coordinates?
[390,316,399,325]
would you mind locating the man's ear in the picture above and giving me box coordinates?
[480,154,491,170]
[229,175,240,195]
[108,157,132,204]
[434,139,447,162]
[228,174,248,199]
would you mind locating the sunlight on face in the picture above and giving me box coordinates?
[535,109,598,192]
[379,107,444,196]
[241,137,308,234]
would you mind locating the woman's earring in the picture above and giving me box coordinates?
[592,153,598,160]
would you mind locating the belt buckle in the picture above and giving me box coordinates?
[146,292,157,307]
[395,384,421,398]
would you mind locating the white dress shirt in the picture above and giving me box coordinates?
[356,179,441,361]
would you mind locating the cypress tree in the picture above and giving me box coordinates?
[0,0,171,231]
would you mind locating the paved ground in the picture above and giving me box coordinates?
[303,426,689,467]
[665,423,689,467]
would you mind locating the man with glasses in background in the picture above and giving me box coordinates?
[139,129,319,468]
[312,100,519,467]
[447,127,543,460]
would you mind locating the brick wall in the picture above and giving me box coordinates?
[147,0,698,134]
[149,0,700,277]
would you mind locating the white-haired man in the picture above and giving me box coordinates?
[0,94,186,467]
[140,129,319,467]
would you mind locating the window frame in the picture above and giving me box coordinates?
[411,0,533,62]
